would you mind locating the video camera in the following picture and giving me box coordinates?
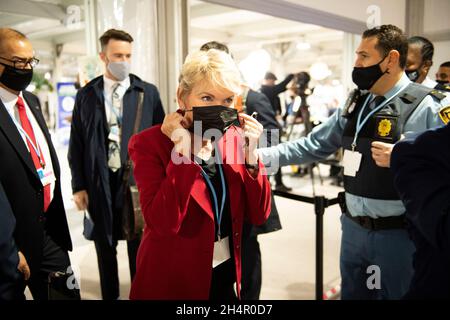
[292,71,311,96]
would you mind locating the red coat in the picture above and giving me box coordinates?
[128,125,271,300]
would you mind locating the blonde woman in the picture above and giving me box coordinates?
[128,49,271,300]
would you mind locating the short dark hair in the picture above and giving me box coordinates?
[99,29,133,51]
[440,61,450,68]
[264,72,277,81]
[408,36,434,62]
[362,24,408,69]
[200,41,230,54]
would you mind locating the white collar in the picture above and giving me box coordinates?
[0,85,20,104]
[0,86,26,114]
[103,74,130,92]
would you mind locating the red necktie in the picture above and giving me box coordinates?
[16,96,51,212]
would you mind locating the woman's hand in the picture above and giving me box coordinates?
[239,113,263,165]
[161,112,187,139]
[161,112,191,158]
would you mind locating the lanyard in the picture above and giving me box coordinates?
[199,147,227,241]
[7,107,46,168]
[352,83,409,150]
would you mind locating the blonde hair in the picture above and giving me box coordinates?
[178,49,242,99]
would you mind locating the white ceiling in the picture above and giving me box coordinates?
[0,0,85,76]
[189,0,345,82]
[1,0,348,82]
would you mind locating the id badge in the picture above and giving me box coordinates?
[108,125,120,143]
[212,236,231,268]
[37,168,55,187]
[342,149,362,177]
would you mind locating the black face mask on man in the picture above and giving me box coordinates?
[0,62,33,92]
[185,105,240,136]
[352,55,389,90]
[405,69,420,82]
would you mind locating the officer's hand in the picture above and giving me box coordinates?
[17,251,30,281]
[73,190,89,211]
[371,141,394,168]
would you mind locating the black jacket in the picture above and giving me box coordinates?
[245,89,282,235]
[260,74,294,115]
[0,182,20,300]
[68,74,165,244]
[392,124,450,298]
[0,91,72,277]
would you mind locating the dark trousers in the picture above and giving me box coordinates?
[93,169,141,300]
[209,258,238,301]
[274,168,284,186]
[241,225,262,300]
[20,231,79,300]
[93,237,140,300]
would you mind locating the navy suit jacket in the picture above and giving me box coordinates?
[0,182,20,300]
[391,123,450,298]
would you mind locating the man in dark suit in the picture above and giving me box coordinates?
[391,121,450,299]
[0,28,77,300]
[68,29,165,300]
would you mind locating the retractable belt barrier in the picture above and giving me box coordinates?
[272,189,341,300]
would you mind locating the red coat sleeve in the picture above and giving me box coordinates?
[128,130,201,237]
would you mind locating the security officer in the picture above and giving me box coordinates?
[406,36,450,92]
[391,121,450,299]
[259,25,447,300]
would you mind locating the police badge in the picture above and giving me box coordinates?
[439,106,450,125]
[374,115,398,140]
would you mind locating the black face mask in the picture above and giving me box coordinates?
[352,55,388,90]
[406,69,420,82]
[187,105,240,136]
[436,79,449,85]
[0,62,33,92]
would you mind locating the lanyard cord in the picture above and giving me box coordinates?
[352,83,409,150]
[198,145,227,240]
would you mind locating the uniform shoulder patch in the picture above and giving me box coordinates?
[439,106,450,125]
[430,90,446,101]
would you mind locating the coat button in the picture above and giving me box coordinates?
[234,232,239,237]
[236,245,240,249]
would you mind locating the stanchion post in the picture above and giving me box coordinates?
[314,196,326,300]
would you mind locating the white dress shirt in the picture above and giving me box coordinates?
[103,75,130,123]
[0,86,55,201]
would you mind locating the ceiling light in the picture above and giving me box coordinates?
[309,62,331,81]
[296,42,311,51]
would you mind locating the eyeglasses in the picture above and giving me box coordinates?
[0,56,40,69]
